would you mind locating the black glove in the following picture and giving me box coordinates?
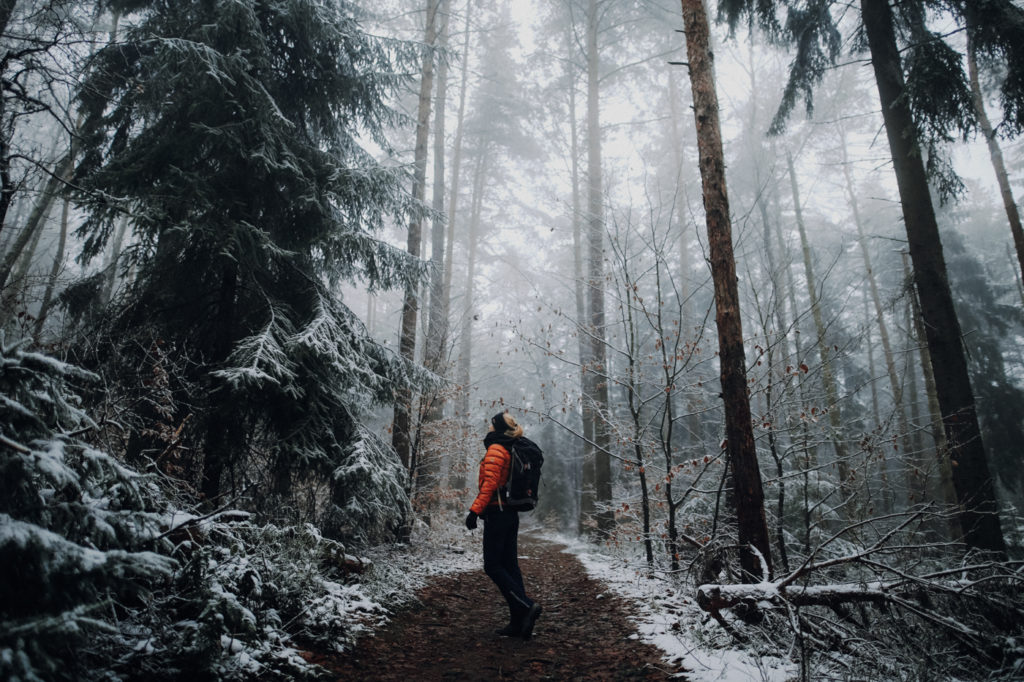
[465,511,478,530]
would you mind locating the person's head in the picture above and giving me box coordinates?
[490,411,524,438]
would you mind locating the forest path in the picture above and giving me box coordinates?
[309,535,684,681]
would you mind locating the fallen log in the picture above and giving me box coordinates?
[697,581,891,612]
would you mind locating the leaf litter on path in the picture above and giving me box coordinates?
[309,535,686,680]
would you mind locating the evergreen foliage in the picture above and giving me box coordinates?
[941,228,1024,494]
[718,0,1024,190]
[0,338,412,679]
[0,338,176,680]
[70,0,430,517]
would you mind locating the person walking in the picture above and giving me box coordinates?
[465,411,543,639]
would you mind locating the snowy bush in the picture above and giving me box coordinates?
[92,518,373,680]
[325,424,411,544]
[0,338,176,681]
[0,339,413,680]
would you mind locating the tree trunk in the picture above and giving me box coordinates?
[967,34,1024,285]
[839,131,912,475]
[424,0,451,378]
[667,69,704,457]
[586,0,613,534]
[416,0,451,495]
[1,200,47,324]
[441,0,471,492]
[903,290,926,496]
[0,0,17,37]
[454,149,487,421]
[201,262,240,504]
[441,0,472,346]
[622,278,654,566]
[787,152,854,504]
[32,196,70,342]
[1010,244,1024,309]
[772,202,817,548]
[757,179,790,574]
[861,0,1005,554]
[864,292,881,427]
[902,253,959,526]
[0,0,16,238]
[0,119,11,244]
[366,291,376,337]
[100,215,130,306]
[568,47,595,536]
[393,0,440,473]
[679,0,772,581]
[664,71,694,568]
[0,152,72,294]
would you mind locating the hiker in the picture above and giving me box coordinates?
[464,411,543,639]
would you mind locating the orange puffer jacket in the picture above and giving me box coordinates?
[469,443,511,515]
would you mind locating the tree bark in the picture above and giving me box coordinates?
[861,0,1005,554]
[680,0,772,581]
[586,0,613,534]
[393,0,440,473]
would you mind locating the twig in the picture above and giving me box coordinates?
[0,432,31,453]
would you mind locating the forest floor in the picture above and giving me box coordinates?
[304,535,686,681]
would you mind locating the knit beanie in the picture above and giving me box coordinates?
[491,412,508,433]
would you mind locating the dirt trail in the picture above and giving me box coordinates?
[311,535,684,681]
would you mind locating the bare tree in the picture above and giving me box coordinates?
[679,0,772,581]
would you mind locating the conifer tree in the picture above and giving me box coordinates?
[0,340,175,680]
[719,0,1022,555]
[72,0,426,524]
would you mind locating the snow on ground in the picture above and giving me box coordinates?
[549,532,797,682]
[352,519,480,633]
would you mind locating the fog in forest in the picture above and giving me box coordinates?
[2,0,1024,679]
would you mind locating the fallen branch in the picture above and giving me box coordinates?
[697,580,890,612]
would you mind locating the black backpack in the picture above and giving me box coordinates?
[501,437,544,511]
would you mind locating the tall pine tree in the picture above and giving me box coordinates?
[73,0,427,529]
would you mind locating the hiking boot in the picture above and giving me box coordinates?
[520,603,542,640]
[495,622,521,637]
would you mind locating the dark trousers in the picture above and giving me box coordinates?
[482,508,533,621]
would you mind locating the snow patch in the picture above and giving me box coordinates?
[551,533,797,682]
